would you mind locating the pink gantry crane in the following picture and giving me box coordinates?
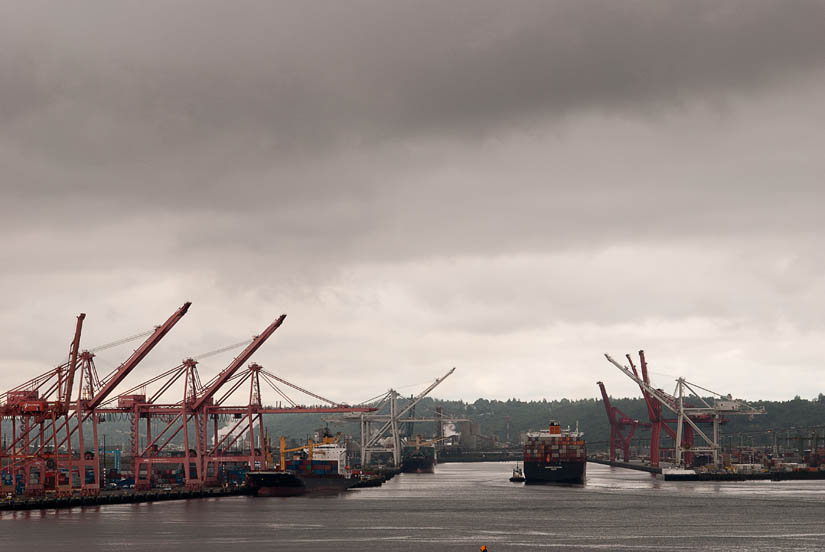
[0,303,190,496]
[597,381,650,462]
[606,351,745,468]
[98,314,376,490]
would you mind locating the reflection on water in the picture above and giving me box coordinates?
[2,462,825,551]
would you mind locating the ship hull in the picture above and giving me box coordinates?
[246,471,356,497]
[400,455,435,474]
[523,461,586,484]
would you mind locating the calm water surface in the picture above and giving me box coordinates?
[3,462,825,551]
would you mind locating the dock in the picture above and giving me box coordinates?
[0,486,249,512]
[588,457,661,474]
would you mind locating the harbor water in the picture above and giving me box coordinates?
[3,462,825,551]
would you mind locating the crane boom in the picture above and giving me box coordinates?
[605,353,680,414]
[597,380,612,412]
[61,313,86,411]
[191,314,286,410]
[395,367,455,421]
[626,351,658,422]
[87,302,192,409]
[365,367,455,448]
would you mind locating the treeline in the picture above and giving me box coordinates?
[259,394,825,449]
[8,394,822,452]
[437,395,825,448]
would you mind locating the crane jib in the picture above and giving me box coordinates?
[86,302,192,410]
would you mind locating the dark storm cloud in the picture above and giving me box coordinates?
[3,1,825,170]
[1,0,823,243]
[1,0,824,254]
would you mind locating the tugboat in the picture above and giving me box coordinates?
[523,420,586,484]
[509,463,525,482]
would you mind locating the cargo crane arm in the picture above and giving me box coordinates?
[597,381,614,415]
[279,435,311,469]
[60,313,86,412]
[2,314,86,411]
[394,367,455,422]
[405,435,451,450]
[86,302,192,409]
[676,378,766,416]
[597,380,649,429]
[605,353,765,417]
[605,354,682,416]
[626,351,659,423]
[191,314,286,410]
[100,339,253,408]
[277,433,340,469]
[365,367,455,449]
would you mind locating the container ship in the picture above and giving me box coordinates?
[246,434,357,496]
[400,435,440,473]
[523,421,586,484]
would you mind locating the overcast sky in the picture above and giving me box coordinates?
[2,1,825,405]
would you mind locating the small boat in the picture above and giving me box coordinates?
[509,463,525,482]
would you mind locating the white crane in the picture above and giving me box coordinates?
[324,368,466,467]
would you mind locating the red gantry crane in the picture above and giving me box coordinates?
[0,303,191,497]
[605,351,761,468]
[114,315,286,489]
[625,351,680,467]
[597,381,650,462]
[98,314,376,490]
[2,306,376,496]
[605,351,701,467]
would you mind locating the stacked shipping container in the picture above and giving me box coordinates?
[523,421,586,484]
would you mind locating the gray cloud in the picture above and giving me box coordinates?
[2,1,825,401]
[3,1,825,167]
